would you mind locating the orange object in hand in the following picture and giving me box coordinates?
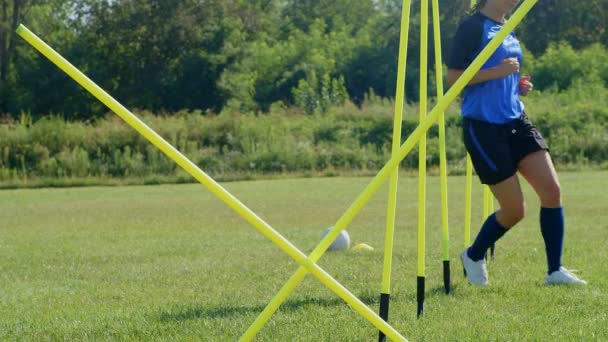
[519,75,531,89]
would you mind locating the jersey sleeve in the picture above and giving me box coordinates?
[447,17,483,70]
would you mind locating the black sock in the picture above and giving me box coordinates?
[540,207,565,274]
[467,213,509,261]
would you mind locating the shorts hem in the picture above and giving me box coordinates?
[479,171,516,186]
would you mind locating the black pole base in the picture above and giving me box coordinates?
[378,293,390,342]
[417,276,425,318]
[443,260,451,294]
[490,243,496,259]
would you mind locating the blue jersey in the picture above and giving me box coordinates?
[448,12,524,124]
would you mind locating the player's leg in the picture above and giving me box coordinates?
[467,174,525,262]
[461,119,524,285]
[518,150,586,285]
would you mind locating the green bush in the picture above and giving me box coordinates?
[0,84,607,187]
[531,42,608,91]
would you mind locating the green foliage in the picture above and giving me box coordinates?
[1,85,607,187]
[531,42,608,91]
[517,0,608,55]
[2,0,608,117]
[0,0,607,187]
[524,78,608,165]
[293,72,348,115]
[221,16,366,112]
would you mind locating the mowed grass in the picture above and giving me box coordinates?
[1,171,607,341]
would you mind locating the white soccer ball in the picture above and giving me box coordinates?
[321,227,351,251]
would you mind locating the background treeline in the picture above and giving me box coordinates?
[0,0,607,186]
[1,0,608,117]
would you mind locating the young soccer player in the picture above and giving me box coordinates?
[447,0,586,286]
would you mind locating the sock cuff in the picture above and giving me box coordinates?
[491,212,509,231]
[540,207,563,213]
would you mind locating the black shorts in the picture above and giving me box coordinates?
[462,114,549,185]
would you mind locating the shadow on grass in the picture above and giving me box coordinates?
[158,292,379,322]
[399,283,463,302]
[429,283,462,296]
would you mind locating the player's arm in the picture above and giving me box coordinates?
[447,58,520,87]
[446,18,519,88]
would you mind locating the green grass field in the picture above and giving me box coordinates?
[1,171,607,341]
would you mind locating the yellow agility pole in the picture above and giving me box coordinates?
[486,186,496,258]
[490,193,495,257]
[465,0,477,256]
[464,156,473,248]
[466,0,497,263]
[243,1,538,338]
[379,0,412,340]
[482,186,490,259]
[483,186,490,220]
[432,0,451,294]
[15,25,408,342]
[417,0,429,318]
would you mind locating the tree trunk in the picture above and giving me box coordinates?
[7,0,20,76]
[0,0,9,83]
[0,0,9,113]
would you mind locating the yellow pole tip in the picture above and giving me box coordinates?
[15,24,27,35]
[351,243,374,252]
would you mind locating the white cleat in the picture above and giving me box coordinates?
[461,249,489,286]
[545,267,587,286]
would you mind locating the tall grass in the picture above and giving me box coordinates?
[1,83,607,188]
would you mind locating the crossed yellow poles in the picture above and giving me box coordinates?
[16,0,536,339]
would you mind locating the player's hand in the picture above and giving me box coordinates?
[496,58,520,77]
[519,75,533,96]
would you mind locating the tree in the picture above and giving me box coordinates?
[0,0,70,115]
[4,0,608,119]
[281,0,376,34]
[1,0,28,113]
[518,0,608,55]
